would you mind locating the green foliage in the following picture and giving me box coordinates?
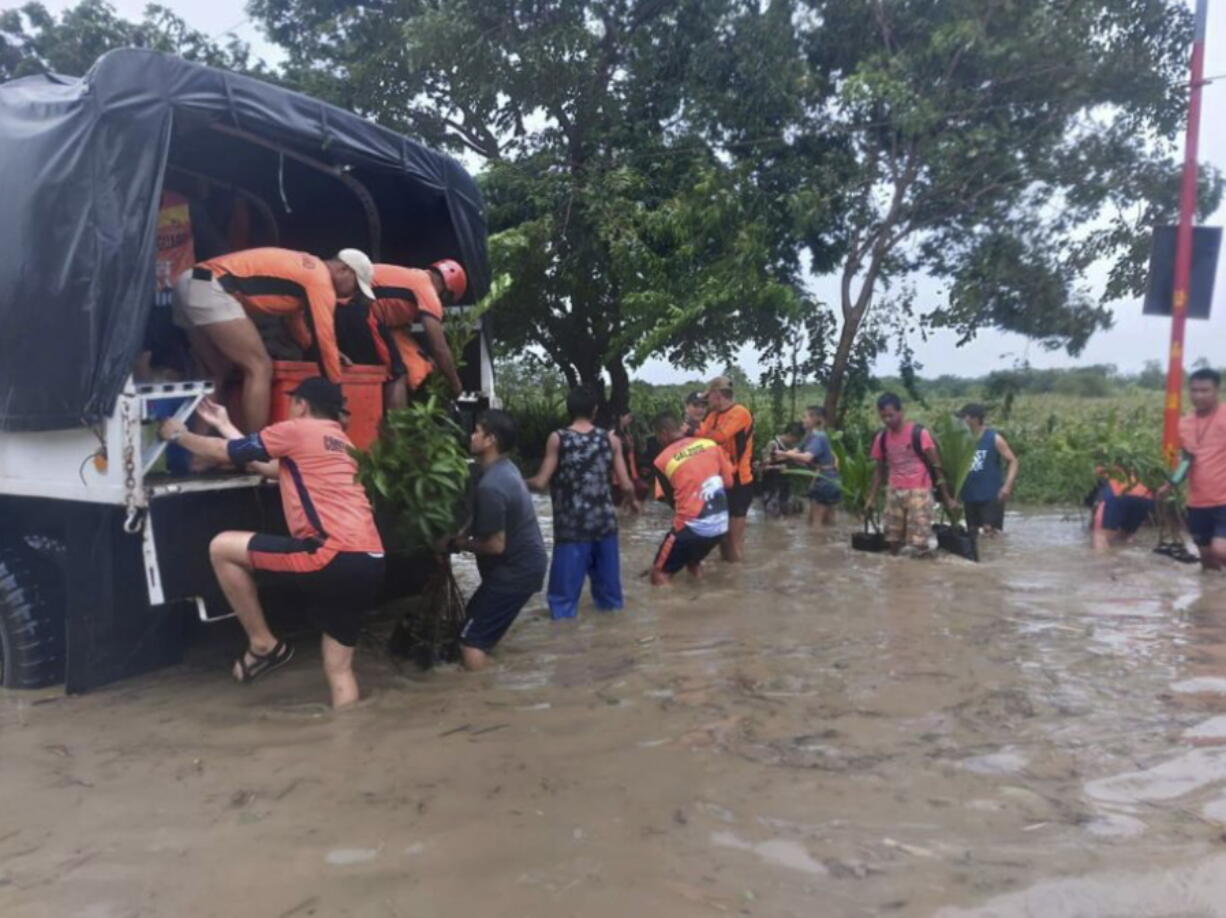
[929,413,976,526]
[1,0,263,81]
[829,432,876,519]
[353,396,471,554]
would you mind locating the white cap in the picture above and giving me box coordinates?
[335,248,375,300]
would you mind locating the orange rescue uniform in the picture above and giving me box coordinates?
[697,403,755,486]
[369,264,445,389]
[196,247,342,381]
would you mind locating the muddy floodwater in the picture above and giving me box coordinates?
[6,505,1226,917]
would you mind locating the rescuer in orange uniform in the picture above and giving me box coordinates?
[368,259,468,405]
[172,247,375,431]
[697,375,755,562]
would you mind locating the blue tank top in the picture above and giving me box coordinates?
[961,428,1003,502]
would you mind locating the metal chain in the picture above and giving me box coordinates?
[120,396,143,534]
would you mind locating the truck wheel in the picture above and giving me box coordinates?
[0,539,66,688]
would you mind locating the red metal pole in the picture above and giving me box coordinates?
[1163,0,1209,461]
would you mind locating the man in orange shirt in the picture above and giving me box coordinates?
[650,412,734,586]
[158,378,385,708]
[368,259,468,404]
[1162,368,1226,569]
[172,247,375,431]
[697,375,755,562]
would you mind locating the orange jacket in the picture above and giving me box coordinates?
[369,265,444,327]
[698,403,755,486]
[198,248,341,381]
[369,265,445,389]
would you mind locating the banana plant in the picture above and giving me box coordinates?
[930,413,977,528]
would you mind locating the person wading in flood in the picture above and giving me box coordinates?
[957,403,1019,536]
[452,410,548,669]
[865,393,957,555]
[527,388,638,620]
[1160,368,1226,570]
[777,405,841,527]
[649,412,734,586]
[158,379,385,708]
[697,376,755,562]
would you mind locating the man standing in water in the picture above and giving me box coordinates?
[698,376,755,561]
[1162,368,1226,569]
[527,388,638,620]
[957,404,1019,536]
[866,393,957,555]
[778,405,841,526]
[650,413,734,585]
[158,380,385,708]
[454,410,548,669]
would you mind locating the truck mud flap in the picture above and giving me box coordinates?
[63,504,190,693]
[63,488,285,693]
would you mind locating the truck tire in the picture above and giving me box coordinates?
[0,539,67,688]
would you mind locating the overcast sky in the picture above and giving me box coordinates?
[40,0,1226,382]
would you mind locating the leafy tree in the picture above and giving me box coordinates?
[249,0,841,416]
[1,0,261,81]
[789,0,1223,419]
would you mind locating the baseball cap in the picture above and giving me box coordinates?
[289,377,345,420]
[335,248,376,300]
[706,375,733,395]
[685,389,708,405]
[957,402,986,421]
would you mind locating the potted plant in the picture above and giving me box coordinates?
[354,395,473,667]
[930,413,979,561]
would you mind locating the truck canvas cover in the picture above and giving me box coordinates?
[0,49,490,432]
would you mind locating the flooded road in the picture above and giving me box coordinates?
[5,506,1226,917]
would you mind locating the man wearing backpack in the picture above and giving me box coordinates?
[865,393,958,554]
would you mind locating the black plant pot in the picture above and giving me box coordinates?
[852,530,888,553]
[933,523,978,562]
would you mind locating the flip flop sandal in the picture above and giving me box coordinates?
[1153,542,1176,557]
[1170,545,1201,564]
[234,641,295,684]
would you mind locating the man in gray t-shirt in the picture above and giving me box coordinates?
[451,410,548,670]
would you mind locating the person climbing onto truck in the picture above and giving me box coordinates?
[368,260,468,404]
[865,393,958,555]
[650,412,734,586]
[172,246,375,431]
[158,378,385,708]
[957,403,1019,536]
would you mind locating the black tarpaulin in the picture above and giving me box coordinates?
[0,49,489,432]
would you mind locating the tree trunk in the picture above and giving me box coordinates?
[605,355,631,420]
[824,309,862,424]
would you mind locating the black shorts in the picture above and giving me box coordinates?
[1187,504,1226,546]
[249,534,385,647]
[460,583,537,651]
[964,499,1005,531]
[653,526,723,575]
[727,483,754,518]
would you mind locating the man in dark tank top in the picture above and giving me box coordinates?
[957,403,1020,536]
[527,388,639,619]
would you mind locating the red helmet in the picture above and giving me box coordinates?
[431,258,468,301]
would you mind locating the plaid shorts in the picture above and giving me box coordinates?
[884,488,934,550]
